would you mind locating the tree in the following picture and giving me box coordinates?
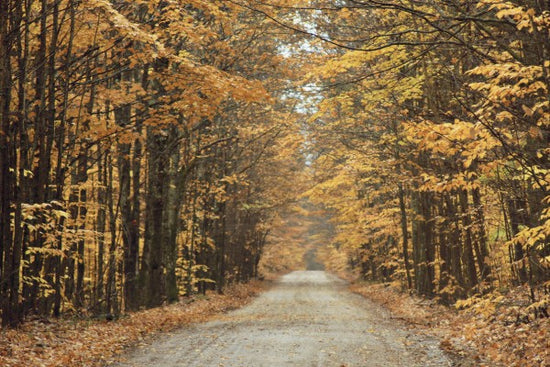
[0,0,304,326]
[290,0,549,305]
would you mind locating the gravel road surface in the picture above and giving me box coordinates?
[113,271,452,367]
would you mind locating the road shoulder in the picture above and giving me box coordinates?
[350,281,549,367]
[0,281,267,367]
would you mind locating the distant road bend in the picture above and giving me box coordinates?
[113,271,452,367]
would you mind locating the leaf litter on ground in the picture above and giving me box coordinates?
[0,281,266,367]
[350,281,549,367]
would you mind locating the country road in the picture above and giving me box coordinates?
[113,271,452,367]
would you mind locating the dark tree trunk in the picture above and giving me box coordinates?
[142,132,167,307]
[95,151,107,312]
[106,154,120,316]
[507,197,528,283]
[398,183,412,289]
[1,0,23,327]
[472,188,491,282]
[412,191,435,296]
[459,190,479,291]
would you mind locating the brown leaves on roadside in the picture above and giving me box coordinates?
[351,282,549,367]
[0,282,265,367]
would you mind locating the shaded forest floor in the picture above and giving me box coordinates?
[0,281,267,367]
[350,282,549,367]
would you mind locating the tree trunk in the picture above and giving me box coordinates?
[412,191,435,296]
[472,188,491,282]
[398,183,412,289]
[459,190,478,291]
[142,132,167,307]
[106,154,119,316]
[95,152,107,313]
[163,140,182,303]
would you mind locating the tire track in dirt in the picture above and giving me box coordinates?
[112,271,452,367]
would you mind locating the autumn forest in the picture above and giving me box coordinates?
[0,0,549,366]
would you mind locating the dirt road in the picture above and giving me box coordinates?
[113,271,452,367]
